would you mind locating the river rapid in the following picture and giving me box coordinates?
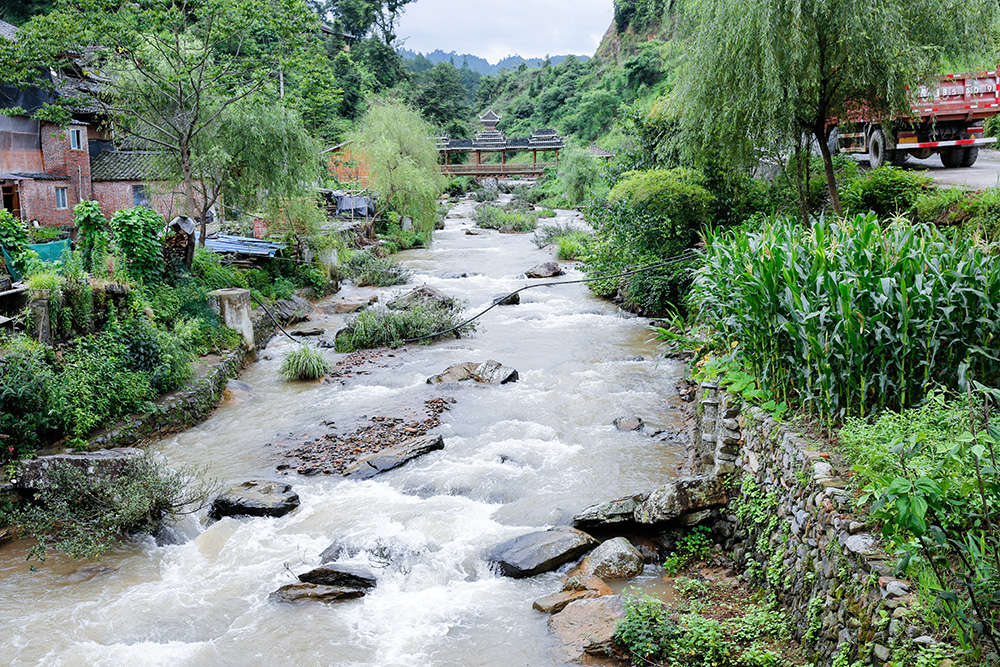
[0,200,688,667]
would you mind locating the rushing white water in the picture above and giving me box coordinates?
[0,201,687,666]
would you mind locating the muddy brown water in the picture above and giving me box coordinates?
[0,201,687,666]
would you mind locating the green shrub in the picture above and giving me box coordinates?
[0,335,62,455]
[73,200,109,274]
[555,232,590,260]
[663,525,714,574]
[3,453,211,562]
[913,186,1000,243]
[583,167,713,315]
[537,208,557,218]
[0,208,35,278]
[280,346,331,381]
[109,207,164,284]
[472,204,538,232]
[615,592,677,661]
[692,214,1000,422]
[841,166,931,218]
[445,176,474,196]
[334,303,473,352]
[343,251,412,287]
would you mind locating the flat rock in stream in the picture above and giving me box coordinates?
[548,595,625,661]
[269,583,367,604]
[488,527,598,578]
[208,480,300,520]
[613,416,645,432]
[426,362,479,384]
[298,564,377,589]
[633,476,729,525]
[321,296,377,314]
[524,262,565,279]
[573,494,648,530]
[343,434,445,480]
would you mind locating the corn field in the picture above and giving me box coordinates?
[691,214,1000,422]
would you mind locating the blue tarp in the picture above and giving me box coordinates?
[2,238,71,282]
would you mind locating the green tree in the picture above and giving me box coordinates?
[3,0,316,244]
[678,0,997,216]
[347,98,444,236]
[411,62,468,129]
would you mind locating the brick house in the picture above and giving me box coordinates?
[0,19,193,228]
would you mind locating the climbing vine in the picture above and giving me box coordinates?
[109,206,163,284]
[73,200,109,274]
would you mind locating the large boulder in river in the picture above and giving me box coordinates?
[343,434,444,480]
[525,262,564,279]
[492,292,520,306]
[633,476,729,525]
[474,360,518,384]
[573,494,647,530]
[269,583,367,604]
[427,362,480,384]
[15,448,145,490]
[548,595,625,662]
[568,537,644,580]
[425,360,518,385]
[321,296,377,314]
[271,296,313,324]
[208,480,300,520]
[488,526,598,578]
[387,285,457,311]
[298,564,377,589]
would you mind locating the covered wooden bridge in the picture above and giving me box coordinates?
[436,109,564,177]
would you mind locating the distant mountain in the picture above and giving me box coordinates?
[397,48,588,76]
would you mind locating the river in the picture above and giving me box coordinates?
[0,200,688,667]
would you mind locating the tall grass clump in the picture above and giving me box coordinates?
[334,304,473,352]
[691,213,1000,423]
[280,346,331,381]
[840,166,931,218]
[342,251,412,287]
[472,205,538,233]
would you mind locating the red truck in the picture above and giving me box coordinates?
[831,71,999,168]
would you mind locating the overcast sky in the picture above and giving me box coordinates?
[395,0,614,64]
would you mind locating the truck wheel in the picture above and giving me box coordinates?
[940,147,963,168]
[868,128,887,168]
[960,147,979,167]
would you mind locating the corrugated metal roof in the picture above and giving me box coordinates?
[196,234,288,257]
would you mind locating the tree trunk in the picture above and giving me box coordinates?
[814,125,842,217]
[180,146,203,247]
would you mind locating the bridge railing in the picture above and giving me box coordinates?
[440,162,557,176]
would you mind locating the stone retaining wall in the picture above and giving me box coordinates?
[88,314,277,449]
[694,382,939,666]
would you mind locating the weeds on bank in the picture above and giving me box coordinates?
[280,346,332,381]
[334,303,474,352]
[472,205,538,233]
[342,251,412,287]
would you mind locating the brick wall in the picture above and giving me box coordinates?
[18,178,74,226]
[91,181,193,222]
[40,122,92,203]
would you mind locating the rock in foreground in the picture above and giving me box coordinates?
[426,360,518,385]
[568,537,644,580]
[634,476,729,525]
[387,285,456,311]
[548,595,624,662]
[524,262,565,279]
[573,495,647,530]
[492,292,520,306]
[208,480,300,520]
[343,434,445,480]
[488,527,598,578]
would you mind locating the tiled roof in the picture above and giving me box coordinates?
[90,150,168,181]
[0,20,18,41]
[589,143,615,158]
[9,172,63,181]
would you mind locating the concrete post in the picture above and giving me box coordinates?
[207,288,255,349]
[28,292,51,344]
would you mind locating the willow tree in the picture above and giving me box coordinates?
[677,0,997,216]
[347,98,444,238]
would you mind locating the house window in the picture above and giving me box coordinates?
[132,184,151,208]
[70,128,83,150]
[55,187,68,209]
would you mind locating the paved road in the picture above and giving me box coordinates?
[857,147,1000,190]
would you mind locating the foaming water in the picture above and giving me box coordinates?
[0,206,687,666]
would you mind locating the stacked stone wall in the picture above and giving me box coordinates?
[695,382,938,666]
